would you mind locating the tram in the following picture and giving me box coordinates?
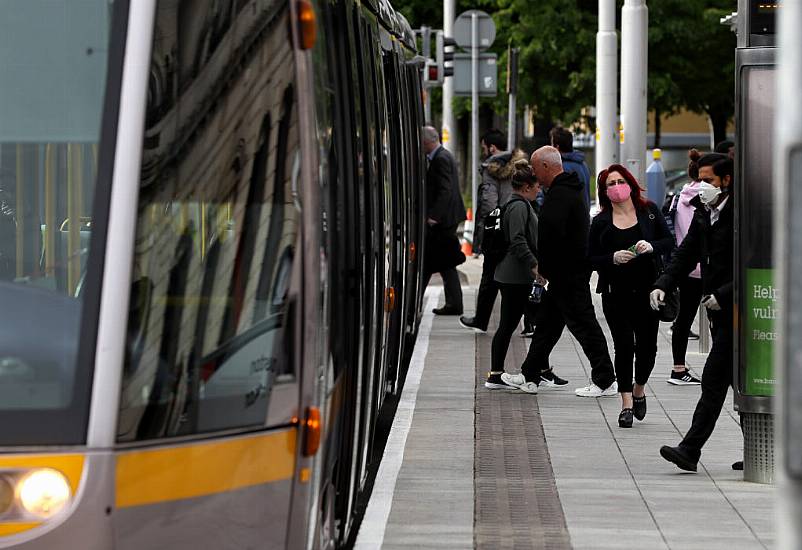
[0,0,427,548]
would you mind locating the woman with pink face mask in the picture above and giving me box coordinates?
[588,164,674,427]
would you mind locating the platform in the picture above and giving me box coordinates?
[355,256,774,550]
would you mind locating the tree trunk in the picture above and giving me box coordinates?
[654,108,662,149]
[709,110,729,148]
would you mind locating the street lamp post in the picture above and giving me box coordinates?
[620,0,648,185]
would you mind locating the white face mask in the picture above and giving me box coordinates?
[698,182,722,205]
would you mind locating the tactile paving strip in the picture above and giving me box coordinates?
[474,318,572,549]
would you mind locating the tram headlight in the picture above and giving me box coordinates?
[0,476,13,514]
[16,469,71,518]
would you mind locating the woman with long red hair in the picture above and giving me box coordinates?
[588,164,674,427]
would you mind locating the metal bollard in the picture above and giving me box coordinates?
[698,304,711,354]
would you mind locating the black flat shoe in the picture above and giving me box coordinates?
[633,395,647,421]
[618,408,633,428]
[432,306,463,316]
[732,460,744,471]
[660,445,698,472]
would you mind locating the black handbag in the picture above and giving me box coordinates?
[657,286,680,322]
[652,256,680,322]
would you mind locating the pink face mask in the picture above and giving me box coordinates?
[607,184,632,204]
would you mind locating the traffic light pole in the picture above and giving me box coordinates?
[421,26,432,122]
[442,0,456,153]
[507,47,518,152]
[471,11,479,221]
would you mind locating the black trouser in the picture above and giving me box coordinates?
[491,283,531,372]
[422,268,463,311]
[521,273,616,388]
[679,311,733,458]
[472,253,502,330]
[672,276,703,365]
[601,290,659,394]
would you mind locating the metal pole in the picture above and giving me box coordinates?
[620,0,648,185]
[471,12,478,221]
[442,0,456,153]
[698,305,710,354]
[421,26,432,122]
[775,0,802,545]
[596,0,618,186]
[507,47,518,152]
[15,145,24,279]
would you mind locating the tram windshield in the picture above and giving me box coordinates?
[0,1,114,445]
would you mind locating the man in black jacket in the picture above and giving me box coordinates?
[652,154,734,472]
[422,126,466,315]
[503,146,616,394]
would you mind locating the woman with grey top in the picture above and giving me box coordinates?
[486,160,568,392]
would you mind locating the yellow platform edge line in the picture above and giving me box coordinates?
[115,429,297,508]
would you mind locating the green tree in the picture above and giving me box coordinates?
[393,0,736,144]
[646,0,736,146]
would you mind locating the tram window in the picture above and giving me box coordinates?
[0,1,114,445]
[117,0,300,442]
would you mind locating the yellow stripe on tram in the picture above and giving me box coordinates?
[115,429,297,508]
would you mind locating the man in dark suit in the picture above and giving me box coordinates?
[422,126,466,315]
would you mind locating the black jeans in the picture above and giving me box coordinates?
[491,283,531,372]
[521,273,616,388]
[672,276,703,365]
[679,311,733,458]
[472,253,502,330]
[601,290,659,394]
[422,268,463,311]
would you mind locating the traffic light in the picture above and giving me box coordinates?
[436,31,456,78]
[424,59,441,86]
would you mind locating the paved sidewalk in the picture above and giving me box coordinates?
[523,294,774,550]
[358,256,775,549]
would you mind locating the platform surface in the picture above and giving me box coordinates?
[356,256,774,550]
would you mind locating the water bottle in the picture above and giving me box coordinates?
[529,281,545,304]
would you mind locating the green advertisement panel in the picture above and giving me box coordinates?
[744,268,777,396]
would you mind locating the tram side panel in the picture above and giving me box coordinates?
[113,2,303,549]
[304,0,427,547]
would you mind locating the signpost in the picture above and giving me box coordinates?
[451,53,497,95]
[453,10,496,222]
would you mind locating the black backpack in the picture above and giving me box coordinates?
[481,197,530,261]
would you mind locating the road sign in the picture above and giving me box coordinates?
[453,10,495,51]
[452,53,497,96]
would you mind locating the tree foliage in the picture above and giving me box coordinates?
[392,0,736,142]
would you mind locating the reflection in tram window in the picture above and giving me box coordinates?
[0,1,112,445]
[117,0,300,442]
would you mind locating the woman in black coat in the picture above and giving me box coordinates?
[589,164,674,427]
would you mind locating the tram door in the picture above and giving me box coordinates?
[112,1,302,548]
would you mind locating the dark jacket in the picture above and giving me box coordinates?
[494,195,538,285]
[538,171,589,281]
[561,150,591,208]
[426,146,466,227]
[654,195,733,313]
[424,146,466,274]
[589,202,674,294]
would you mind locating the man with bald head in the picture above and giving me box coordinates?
[502,146,617,397]
[421,126,466,314]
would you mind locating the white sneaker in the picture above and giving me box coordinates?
[501,373,539,394]
[574,380,618,397]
